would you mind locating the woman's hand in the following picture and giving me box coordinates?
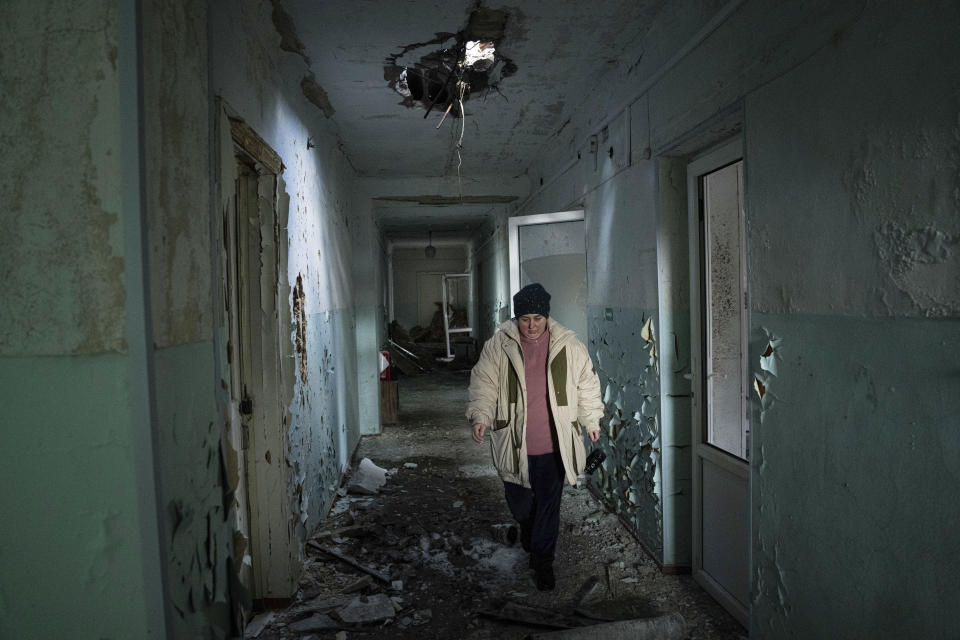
[472,423,487,444]
[588,430,600,443]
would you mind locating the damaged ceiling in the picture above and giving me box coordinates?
[282,0,666,181]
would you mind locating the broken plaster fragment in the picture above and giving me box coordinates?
[760,342,779,376]
[244,612,275,638]
[336,593,396,625]
[288,613,338,633]
[753,377,766,400]
[348,458,388,495]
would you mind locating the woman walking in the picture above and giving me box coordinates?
[467,283,603,590]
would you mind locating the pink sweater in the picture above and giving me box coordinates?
[520,331,556,455]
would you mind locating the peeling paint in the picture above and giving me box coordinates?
[753,328,781,424]
[0,0,126,356]
[874,222,960,316]
[588,308,663,555]
[269,0,309,62]
[293,273,308,384]
[300,72,335,118]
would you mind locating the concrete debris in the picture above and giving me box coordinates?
[479,601,583,630]
[243,611,275,637]
[342,575,374,593]
[571,575,605,607]
[348,457,388,494]
[453,500,464,508]
[308,541,391,583]
[289,595,352,617]
[336,632,347,640]
[315,524,371,540]
[526,613,687,640]
[413,609,433,625]
[336,593,396,624]
[288,613,339,633]
[253,373,744,640]
[404,462,418,469]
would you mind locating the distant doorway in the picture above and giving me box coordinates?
[688,139,749,626]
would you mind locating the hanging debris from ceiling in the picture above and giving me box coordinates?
[383,6,517,120]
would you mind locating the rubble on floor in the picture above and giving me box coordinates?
[251,371,746,640]
[345,457,388,495]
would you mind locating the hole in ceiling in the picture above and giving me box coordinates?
[383,6,518,118]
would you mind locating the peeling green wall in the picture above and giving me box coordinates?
[746,2,960,636]
[519,5,960,629]
[0,357,152,638]
[0,1,159,636]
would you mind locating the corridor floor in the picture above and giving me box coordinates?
[254,370,746,639]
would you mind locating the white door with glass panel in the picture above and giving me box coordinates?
[508,211,587,343]
[688,140,749,627]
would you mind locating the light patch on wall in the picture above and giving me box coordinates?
[86,511,126,587]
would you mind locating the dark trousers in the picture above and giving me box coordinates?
[504,452,564,570]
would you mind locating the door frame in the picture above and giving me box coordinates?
[687,138,750,627]
[217,103,298,605]
[507,209,584,315]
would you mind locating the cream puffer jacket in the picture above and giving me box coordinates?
[466,318,604,487]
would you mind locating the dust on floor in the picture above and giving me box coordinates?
[251,370,747,640]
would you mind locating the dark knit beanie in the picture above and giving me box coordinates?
[513,283,551,318]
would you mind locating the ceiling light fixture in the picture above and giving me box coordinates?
[425,231,437,258]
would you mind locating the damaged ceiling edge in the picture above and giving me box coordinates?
[270,0,336,119]
[270,0,309,63]
[301,73,336,119]
[373,195,518,205]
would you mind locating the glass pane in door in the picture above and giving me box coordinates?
[703,161,748,460]
[518,219,587,342]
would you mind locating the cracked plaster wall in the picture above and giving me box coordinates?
[746,2,960,636]
[0,0,125,356]
[211,0,362,561]
[141,1,237,636]
[0,1,154,637]
[517,2,958,601]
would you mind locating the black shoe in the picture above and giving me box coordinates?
[535,566,555,591]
